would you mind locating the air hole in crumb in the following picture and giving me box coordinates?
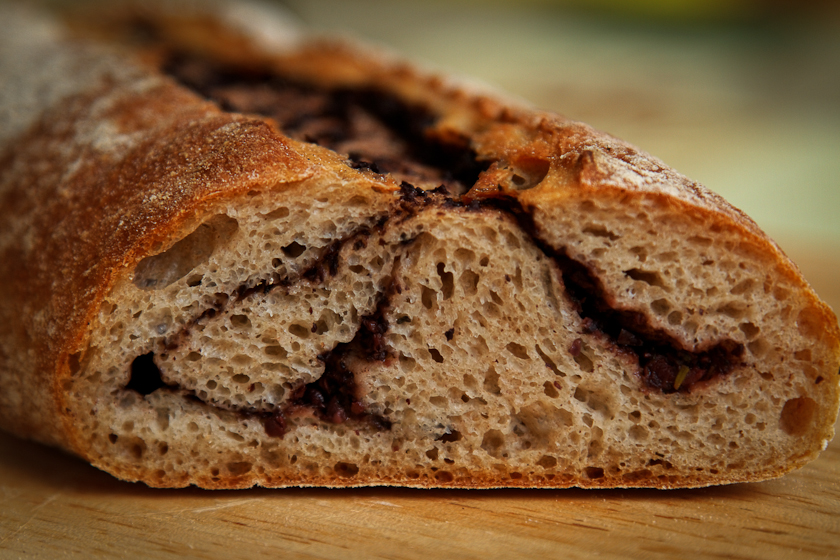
[68,352,82,376]
[127,353,167,395]
[227,461,252,475]
[281,241,306,258]
[334,462,360,477]
[647,458,673,469]
[463,373,477,389]
[481,430,505,458]
[535,345,563,376]
[399,354,416,372]
[436,263,454,300]
[130,443,145,460]
[429,348,444,363]
[780,397,818,436]
[264,345,288,358]
[435,471,454,483]
[574,352,594,373]
[630,246,648,262]
[651,298,670,316]
[625,268,666,288]
[584,467,604,479]
[537,455,557,468]
[740,322,760,339]
[506,342,529,360]
[289,323,311,339]
[421,286,436,310]
[436,430,462,443]
[747,338,768,358]
[265,207,290,220]
[730,279,754,295]
[133,214,238,290]
[718,302,746,319]
[629,425,648,441]
[460,270,480,296]
[688,235,712,246]
[483,366,501,394]
[509,156,550,190]
[585,225,620,241]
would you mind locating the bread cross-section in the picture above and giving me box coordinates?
[0,2,837,489]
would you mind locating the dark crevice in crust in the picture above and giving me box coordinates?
[261,242,409,437]
[162,52,490,195]
[263,291,396,439]
[153,225,373,357]
[123,198,434,430]
[473,196,745,393]
[232,226,381,306]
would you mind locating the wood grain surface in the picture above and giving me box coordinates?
[3,2,840,558]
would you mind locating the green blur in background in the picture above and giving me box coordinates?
[276,0,840,247]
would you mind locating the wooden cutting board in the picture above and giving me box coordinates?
[1,240,838,559]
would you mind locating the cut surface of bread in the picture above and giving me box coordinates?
[0,1,838,489]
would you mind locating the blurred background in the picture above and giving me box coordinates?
[275,0,840,310]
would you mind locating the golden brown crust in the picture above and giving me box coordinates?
[0,11,312,447]
[1,2,838,490]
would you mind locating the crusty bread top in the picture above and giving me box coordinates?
[0,4,315,445]
[0,2,838,486]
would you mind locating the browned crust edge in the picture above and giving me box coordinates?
[0,3,837,490]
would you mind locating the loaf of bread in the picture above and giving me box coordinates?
[1,1,838,489]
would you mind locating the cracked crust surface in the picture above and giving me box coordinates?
[0,2,838,489]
